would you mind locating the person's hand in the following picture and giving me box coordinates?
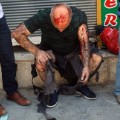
[80,66,89,84]
[35,50,51,71]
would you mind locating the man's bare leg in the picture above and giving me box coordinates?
[35,51,58,108]
[89,53,103,73]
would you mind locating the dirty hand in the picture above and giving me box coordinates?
[80,66,89,84]
[35,50,51,71]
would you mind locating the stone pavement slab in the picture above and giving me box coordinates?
[0,83,120,120]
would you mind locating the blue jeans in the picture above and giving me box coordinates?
[114,27,120,96]
[0,16,18,95]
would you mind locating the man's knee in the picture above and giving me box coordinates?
[90,53,102,68]
[36,63,46,73]
[91,53,102,61]
[90,53,102,70]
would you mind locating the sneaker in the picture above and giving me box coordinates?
[44,90,59,108]
[76,85,96,100]
[116,95,120,104]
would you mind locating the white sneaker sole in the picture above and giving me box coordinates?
[76,91,97,100]
[46,102,57,108]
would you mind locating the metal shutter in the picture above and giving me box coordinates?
[1,0,96,44]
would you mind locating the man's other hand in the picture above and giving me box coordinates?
[80,66,89,84]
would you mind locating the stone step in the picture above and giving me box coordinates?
[0,49,118,89]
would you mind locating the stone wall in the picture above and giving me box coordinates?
[0,50,118,89]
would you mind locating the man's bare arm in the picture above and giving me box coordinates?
[12,23,39,56]
[12,24,51,67]
[78,24,90,67]
[78,24,90,82]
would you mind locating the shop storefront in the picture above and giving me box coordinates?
[97,0,119,28]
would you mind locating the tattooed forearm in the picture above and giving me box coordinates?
[19,35,38,55]
[12,24,39,56]
[78,24,90,67]
[81,40,90,67]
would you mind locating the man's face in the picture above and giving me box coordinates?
[51,7,71,32]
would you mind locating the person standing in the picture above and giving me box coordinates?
[0,3,31,116]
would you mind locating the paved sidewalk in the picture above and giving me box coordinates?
[0,82,120,120]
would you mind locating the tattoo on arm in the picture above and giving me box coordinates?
[12,24,39,56]
[78,24,90,67]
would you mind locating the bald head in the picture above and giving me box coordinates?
[50,3,72,32]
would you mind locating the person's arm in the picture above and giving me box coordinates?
[12,23,39,56]
[78,24,90,82]
[12,23,51,70]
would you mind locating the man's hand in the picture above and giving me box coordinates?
[35,50,52,71]
[80,66,89,84]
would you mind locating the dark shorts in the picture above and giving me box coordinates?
[53,46,83,85]
[38,42,99,85]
